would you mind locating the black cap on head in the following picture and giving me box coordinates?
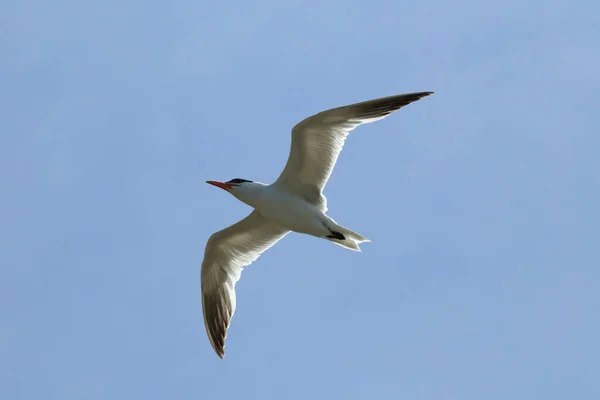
[226,178,253,184]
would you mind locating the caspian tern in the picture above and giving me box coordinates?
[202,91,433,358]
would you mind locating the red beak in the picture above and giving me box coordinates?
[206,180,234,190]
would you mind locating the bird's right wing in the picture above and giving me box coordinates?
[274,92,433,206]
[201,210,289,358]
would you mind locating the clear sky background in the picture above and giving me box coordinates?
[1,0,599,399]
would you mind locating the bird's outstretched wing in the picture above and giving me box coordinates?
[201,210,289,358]
[274,92,433,206]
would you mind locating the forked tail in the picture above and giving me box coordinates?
[325,222,371,252]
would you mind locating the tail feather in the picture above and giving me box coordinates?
[325,223,370,252]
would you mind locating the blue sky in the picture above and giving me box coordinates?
[1,0,599,398]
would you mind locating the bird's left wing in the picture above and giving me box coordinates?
[201,210,289,358]
[274,92,433,206]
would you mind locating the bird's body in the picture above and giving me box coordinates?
[201,91,434,358]
[251,183,328,238]
[222,181,362,247]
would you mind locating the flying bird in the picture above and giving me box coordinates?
[201,91,433,358]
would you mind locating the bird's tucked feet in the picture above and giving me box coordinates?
[326,230,346,240]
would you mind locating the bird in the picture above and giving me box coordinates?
[201,91,433,358]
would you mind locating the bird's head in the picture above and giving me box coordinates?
[206,178,264,206]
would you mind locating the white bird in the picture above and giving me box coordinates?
[201,91,433,358]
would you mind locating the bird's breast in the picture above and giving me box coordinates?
[254,190,328,237]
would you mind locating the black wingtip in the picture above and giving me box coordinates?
[347,91,434,120]
[409,91,434,98]
[214,339,226,359]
